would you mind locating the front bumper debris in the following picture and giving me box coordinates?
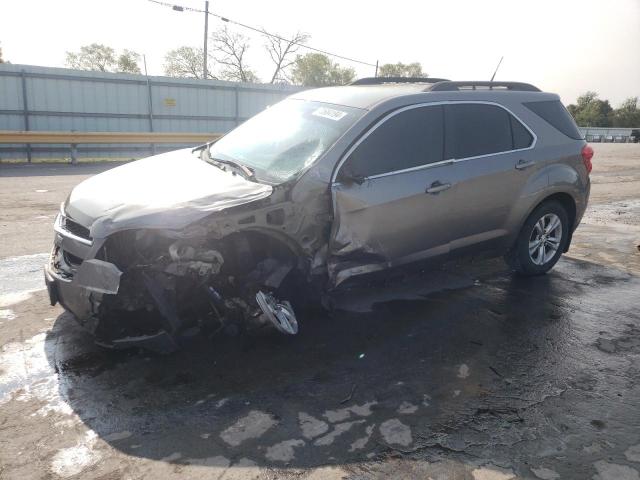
[46,213,301,354]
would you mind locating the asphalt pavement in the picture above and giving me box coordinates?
[1,145,639,480]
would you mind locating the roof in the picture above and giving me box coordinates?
[291,84,431,110]
[291,80,548,110]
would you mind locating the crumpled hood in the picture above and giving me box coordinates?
[65,148,272,239]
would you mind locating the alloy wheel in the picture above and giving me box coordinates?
[528,213,563,266]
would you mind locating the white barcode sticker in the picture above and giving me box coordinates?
[312,107,348,121]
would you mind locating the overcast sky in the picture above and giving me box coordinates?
[1,0,639,105]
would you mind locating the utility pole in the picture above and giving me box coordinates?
[203,0,209,79]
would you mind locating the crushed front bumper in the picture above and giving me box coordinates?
[45,213,180,353]
[45,247,98,324]
[45,257,180,353]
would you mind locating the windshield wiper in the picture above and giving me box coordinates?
[206,153,255,181]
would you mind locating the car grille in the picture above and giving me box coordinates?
[64,217,92,241]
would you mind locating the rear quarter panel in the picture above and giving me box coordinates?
[500,99,590,247]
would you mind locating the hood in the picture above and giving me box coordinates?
[65,148,273,239]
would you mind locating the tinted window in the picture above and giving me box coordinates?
[345,105,444,177]
[510,115,534,149]
[445,104,513,159]
[523,100,583,140]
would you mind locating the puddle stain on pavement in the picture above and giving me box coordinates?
[1,253,640,478]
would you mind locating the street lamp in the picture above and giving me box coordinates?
[169,2,209,79]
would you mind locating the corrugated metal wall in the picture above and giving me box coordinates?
[0,64,301,160]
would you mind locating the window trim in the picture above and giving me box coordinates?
[332,100,537,185]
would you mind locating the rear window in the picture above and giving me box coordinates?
[444,104,513,159]
[523,100,583,140]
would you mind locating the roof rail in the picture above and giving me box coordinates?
[429,81,541,92]
[351,76,450,86]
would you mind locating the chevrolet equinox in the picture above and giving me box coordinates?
[45,78,592,352]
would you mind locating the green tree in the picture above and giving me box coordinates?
[66,43,116,72]
[116,49,141,74]
[291,53,355,87]
[566,91,613,127]
[378,62,426,77]
[164,46,213,79]
[610,97,640,127]
[66,44,142,74]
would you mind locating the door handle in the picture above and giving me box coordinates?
[426,181,451,194]
[515,159,535,170]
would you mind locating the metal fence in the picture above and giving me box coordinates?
[0,64,301,161]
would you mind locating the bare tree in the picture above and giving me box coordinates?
[210,26,258,83]
[164,46,214,79]
[263,31,309,84]
[0,43,5,63]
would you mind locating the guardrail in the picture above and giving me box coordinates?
[0,131,221,164]
[578,127,639,143]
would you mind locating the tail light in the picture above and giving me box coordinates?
[581,144,594,174]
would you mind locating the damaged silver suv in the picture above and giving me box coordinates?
[45,78,591,353]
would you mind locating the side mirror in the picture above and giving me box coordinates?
[337,165,366,185]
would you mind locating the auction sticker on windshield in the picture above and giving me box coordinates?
[312,107,348,121]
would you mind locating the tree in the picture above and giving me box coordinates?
[164,46,213,79]
[0,43,5,63]
[65,44,142,74]
[116,49,141,74]
[263,30,309,84]
[291,53,355,87]
[211,26,258,83]
[66,43,116,72]
[378,62,426,78]
[566,91,613,127]
[610,97,640,127]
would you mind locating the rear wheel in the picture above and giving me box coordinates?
[509,201,569,276]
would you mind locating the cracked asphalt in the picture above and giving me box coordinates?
[1,144,640,480]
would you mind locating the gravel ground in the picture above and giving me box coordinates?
[0,144,639,480]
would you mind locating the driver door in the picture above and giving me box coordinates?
[329,104,459,284]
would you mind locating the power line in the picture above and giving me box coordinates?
[147,0,377,68]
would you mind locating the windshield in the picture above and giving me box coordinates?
[208,99,363,183]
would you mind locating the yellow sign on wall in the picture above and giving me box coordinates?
[163,98,177,107]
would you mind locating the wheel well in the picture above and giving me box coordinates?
[533,192,577,252]
[217,230,306,277]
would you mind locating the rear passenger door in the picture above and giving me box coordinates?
[330,105,457,281]
[444,102,536,251]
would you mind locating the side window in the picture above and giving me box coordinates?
[344,105,444,178]
[445,104,513,159]
[510,115,534,149]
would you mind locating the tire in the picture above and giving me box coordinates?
[509,200,569,276]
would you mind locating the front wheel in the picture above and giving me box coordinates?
[509,201,569,276]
